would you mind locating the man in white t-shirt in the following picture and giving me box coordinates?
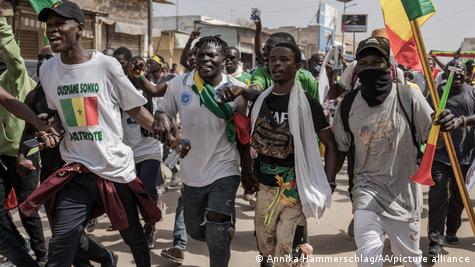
[121,55,165,249]
[19,2,161,266]
[156,36,247,267]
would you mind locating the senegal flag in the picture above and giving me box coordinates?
[29,0,60,13]
[381,0,435,71]
[60,97,99,127]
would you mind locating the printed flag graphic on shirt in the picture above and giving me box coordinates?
[381,0,435,71]
[29,0,60,13]
[60,97,99,127]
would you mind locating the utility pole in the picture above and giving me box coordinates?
[176,0,179,30]
[336,0,356,54]
[147,0,153,57]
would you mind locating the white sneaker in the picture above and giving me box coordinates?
[157,184,167,195]
[0,259,15,267]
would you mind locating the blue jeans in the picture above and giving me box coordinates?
[182,175,240,267]
[172,196,187,250]
[136,159,163,203]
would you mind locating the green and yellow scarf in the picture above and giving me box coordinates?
[260,163,299,226]
[191,71,236,142]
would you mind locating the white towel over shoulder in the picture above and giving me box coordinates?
[250,82,332,220]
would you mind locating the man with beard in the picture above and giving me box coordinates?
[427,59,475,258]
[155,35,247,267]
[225,47,251,86]
[332,37,457,267]
[19,2,162,266]
[18,46,118,267]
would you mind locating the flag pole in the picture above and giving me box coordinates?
[410,20,475,236]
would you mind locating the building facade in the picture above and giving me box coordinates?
[154,15,268,71]
[4,0,170,59]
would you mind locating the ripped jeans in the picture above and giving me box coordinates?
[182,176,240,267]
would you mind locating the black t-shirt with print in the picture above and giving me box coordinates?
[255,92,329,187]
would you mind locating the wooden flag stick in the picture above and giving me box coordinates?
[410,20,475,236]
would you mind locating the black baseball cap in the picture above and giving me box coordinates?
[38,0,85,24]
[356,37,390,61]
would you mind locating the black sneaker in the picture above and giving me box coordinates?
[101,251,118,267]
[161,247,184,263]
[37,257,47,267]
[260,256,273,267]
[144,223,156,249]
[85,218,98,233]
[428,244,444,258]
[445,235,459,245]
[347,218,354,238]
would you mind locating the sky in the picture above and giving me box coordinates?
[154,0,475,51]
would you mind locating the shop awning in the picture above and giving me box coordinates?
[100,18,161,37]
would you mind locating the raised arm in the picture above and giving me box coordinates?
[253,15,265,66]
[180,28,201,70]
[136,75,168,97]
[429,52,446,71]
[0,17,28,80]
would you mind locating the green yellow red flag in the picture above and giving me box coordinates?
[60,97,99,127]
[380,0,435,70]
[29,0,60,13]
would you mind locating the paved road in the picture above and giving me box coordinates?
[6,167,475,267]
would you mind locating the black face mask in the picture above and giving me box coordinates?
[358,68,392,107]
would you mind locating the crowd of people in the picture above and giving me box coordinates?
[0,1,474,267]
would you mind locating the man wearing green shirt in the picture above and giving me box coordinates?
[217,32,318,103]
[250,32,319,100]
[0,16,47,264]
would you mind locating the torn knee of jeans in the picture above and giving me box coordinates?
[204,209,233,224]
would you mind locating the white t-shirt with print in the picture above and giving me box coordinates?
[40,51,147,183]
[158,70,246,187]
[122,92,163,163]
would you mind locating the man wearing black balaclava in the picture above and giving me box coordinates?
[332,37,458,267]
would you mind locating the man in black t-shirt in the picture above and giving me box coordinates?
[249,42,338,266]
[428,59,475,257]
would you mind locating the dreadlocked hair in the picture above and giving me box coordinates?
[194,35,230,57]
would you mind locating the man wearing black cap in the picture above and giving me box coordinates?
[332,37,456,267]
[20,1,164,266]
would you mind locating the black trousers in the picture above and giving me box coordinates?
[46,173,150,267]
[0,154,47,260]
[0,224,38,266]
[428,161,469,246]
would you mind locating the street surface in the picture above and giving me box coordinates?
[7,166,475,267]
